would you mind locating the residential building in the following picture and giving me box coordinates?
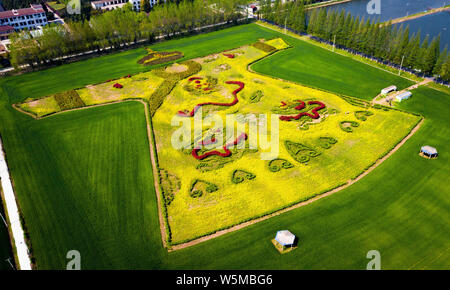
[0,25,14,40]
[91,0,162,12]
[0,4,48,31]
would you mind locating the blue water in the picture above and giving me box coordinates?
[397,11,449,50]
[325,0,449,50]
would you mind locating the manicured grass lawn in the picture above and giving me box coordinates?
[0,23,447,269]
[251,36,414,100]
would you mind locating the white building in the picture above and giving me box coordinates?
[396,91,412,102]
[0,4,47,31]
[381,85,397,95]
[91,0,162,12]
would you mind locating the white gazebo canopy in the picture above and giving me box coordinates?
[421,146,438,155]
[275,230,296,246]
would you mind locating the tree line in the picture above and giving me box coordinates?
[260,0,449,82]
[8,0,250,69]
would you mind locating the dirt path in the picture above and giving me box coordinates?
[372,78,433,105]
[383,6,450,26]
[306,0,354,10]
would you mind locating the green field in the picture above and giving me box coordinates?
[251,36,414,100]
[0,23,448,269]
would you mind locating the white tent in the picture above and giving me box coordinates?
[381,85,397,95]
[275,230,296,247]
[420,146,438,158]
[396,91,412,102]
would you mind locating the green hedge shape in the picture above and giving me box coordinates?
[53,90,85,110]
[318,137,338,149]
[251,41,277,53]
[189,179,219,198]
[268,158,294,172]
[231,169,256,184]
[354,110,374,121]
[339,121,360,133]
[137,51,183,66]
[285,140,321,164]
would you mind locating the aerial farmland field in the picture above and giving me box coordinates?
[0,22,448,271]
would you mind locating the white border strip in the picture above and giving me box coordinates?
[0,136,32,270]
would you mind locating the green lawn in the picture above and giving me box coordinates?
[251,37,414,100]
[0,23,448,269]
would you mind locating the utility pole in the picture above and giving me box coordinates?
[5,258,15,270]
[0,212,7,228]
[333,34,336,52]
[399,54,405,75]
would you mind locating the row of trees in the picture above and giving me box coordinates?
[8,0,250,69]
[260,0,449,82]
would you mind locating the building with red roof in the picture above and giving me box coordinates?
[0,4,48,32]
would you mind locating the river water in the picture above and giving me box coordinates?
[325,0,449,50]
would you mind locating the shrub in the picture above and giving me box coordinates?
[137,50,183,66]
[189,179,219,198]
[354,110,374,121]
[318,137,338,149]
[285,140,321,164]
[231,170,256,184]
[53,90,85,110]
[252,41,277,53]
[153,60,202,82]
[268,158,294,172]
[159,169,181,206]
[339,121,360,133]
[148,80,177,116]
[249,90,264,103]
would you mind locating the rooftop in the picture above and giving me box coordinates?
[0,5,45,20]
[0,25,14,33]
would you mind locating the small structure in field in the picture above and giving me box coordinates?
[272,230,297,254]
[420,146,438,159]
[381,85,397,95]
[396,91,412,102]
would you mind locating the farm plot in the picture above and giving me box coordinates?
[13,38,421,247]
[151,39,421,244]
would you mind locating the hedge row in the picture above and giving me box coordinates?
[268,158,294,172]
[231,169,256,184]
[251,41,277,53]
[137,51,183,66]
[53,90,85,110]
[148,80,177,116]
[153,60,202,82]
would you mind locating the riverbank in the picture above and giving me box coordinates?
[306,0,354,10]
[383,5,450,25]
